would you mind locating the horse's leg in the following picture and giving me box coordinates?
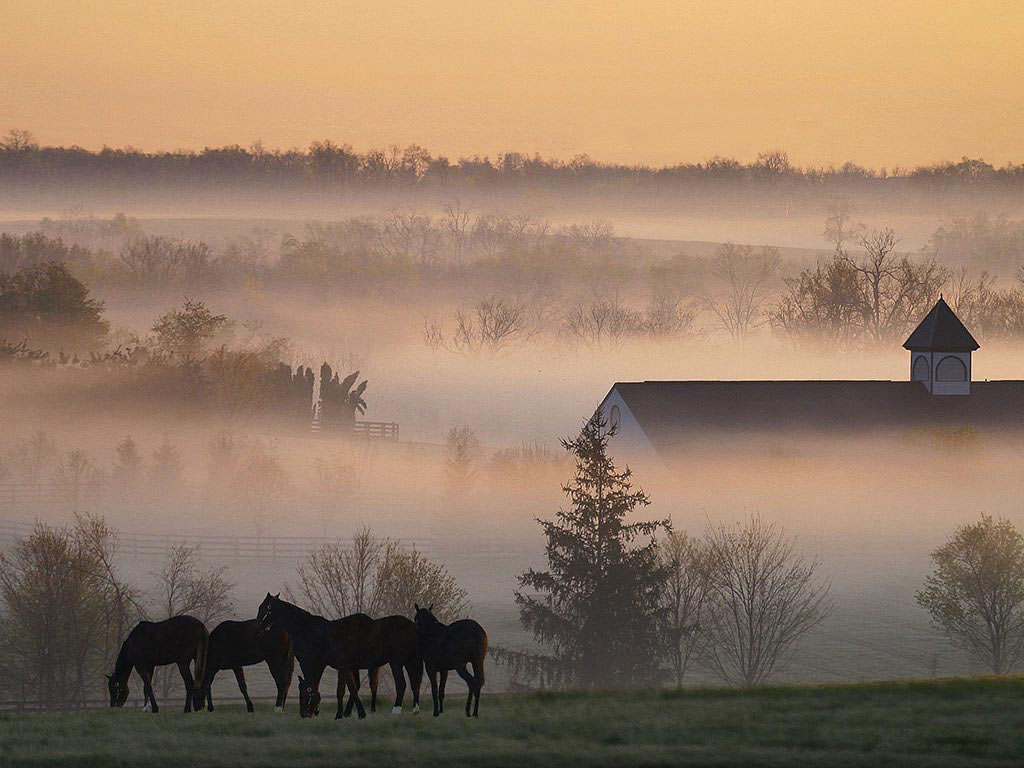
[408,660,423,714]
[203,668,217,711]
[338,670,350,719]
[438,669,448,715]
[177,660,195,713]
[233,668,254,713]
[341,668,361,718]
[390,661,406,714]
[346,667,366,719]
[427,667,439,717]
[369,666,379,713]
[139,665,158,714]
[455,664,474,717]
[470,658,483,717]
[269,657,288,712]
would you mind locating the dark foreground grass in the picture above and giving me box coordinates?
[2,677,1024,768]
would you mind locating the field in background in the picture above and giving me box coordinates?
[2,678,1023,767]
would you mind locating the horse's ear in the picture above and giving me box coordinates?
[414,602,419,612]
[265,592,272,599]
[298,675,304,683]
[428,603,434,612]
[274,592,280,599]
[105,674,112,680]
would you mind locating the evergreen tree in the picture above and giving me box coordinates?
[148,436,184,494]
[515,409,669,688]
[111,435,144,490]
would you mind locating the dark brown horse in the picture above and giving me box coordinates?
[197,619,294,713]
[414,604,487,717]
[256,594,366,719]
[108,615,208,714]
[294,612,373,719]
[299,615,423,718]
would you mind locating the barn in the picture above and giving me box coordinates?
[599,298,1024,462]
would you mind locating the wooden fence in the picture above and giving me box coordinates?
[353,420,399,440]
[0,518,435,563]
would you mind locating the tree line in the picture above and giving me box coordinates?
[4,129,1024,200]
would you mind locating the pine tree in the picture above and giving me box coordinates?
[148,436,184,494]
[111,435,144,490]
[515,409,669,688]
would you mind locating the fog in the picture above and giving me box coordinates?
[3,168,1024,697]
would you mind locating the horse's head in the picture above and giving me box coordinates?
[297,676,321,718]
[413,602,437,633]
[257,592,280,634]
[107,673,128,708]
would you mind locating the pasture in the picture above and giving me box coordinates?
[2,677,1023,767]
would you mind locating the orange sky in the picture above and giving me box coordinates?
[1,0,1021,168]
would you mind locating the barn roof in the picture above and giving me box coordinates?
[607,380,1024,454]
[903,298,979,352]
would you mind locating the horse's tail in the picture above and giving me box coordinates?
[193,624,209,707]
[476,630,488,687]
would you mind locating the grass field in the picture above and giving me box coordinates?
[2,677,1023,767]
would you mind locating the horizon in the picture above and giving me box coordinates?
[5,131,1021,174]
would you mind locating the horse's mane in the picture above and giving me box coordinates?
[272,597,327,627]
[112,637,133,680]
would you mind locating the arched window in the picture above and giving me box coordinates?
[609,404,621,431]
[936,355,967,382]
[912,356,930,382]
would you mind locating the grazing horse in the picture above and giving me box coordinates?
[414,604,487,717]
[256,593,366,719]
[344,616,423,716]
[197,619,294,713]
[108,615,208,714]
[300,615,423,718]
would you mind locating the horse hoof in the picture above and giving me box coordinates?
[412,704,420,715]
[391,706,401,715]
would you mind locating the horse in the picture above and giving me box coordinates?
[196,618,294,713]
[256,593,366,719]
[292,612,373,719]
[107,615,208,714]
[299,615,423,718]
[414,603,487,717]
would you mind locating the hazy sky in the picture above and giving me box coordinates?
[2,0,1021,168]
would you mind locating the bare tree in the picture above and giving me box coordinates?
[294,526,385,617]
[444,425,481,498]
[917,515,1024,674]
[700,515,832,687]
[8,431,57,485]
[701,243,780,341]
[441,200,475,266]
[560,292,644,350]
[0,514,139,710]
[658,529,712,686]
[822,197,864,256]
[206,346,270,426]
[374,542,468,621]
[52,449,106,511]
[850,228,948,344]
[376,210,441,267]
[292,527,468,621]
[149,544,235,698]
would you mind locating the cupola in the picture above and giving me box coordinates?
[903,297,979,395]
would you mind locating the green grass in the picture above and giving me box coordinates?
[3,677,1024,767]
